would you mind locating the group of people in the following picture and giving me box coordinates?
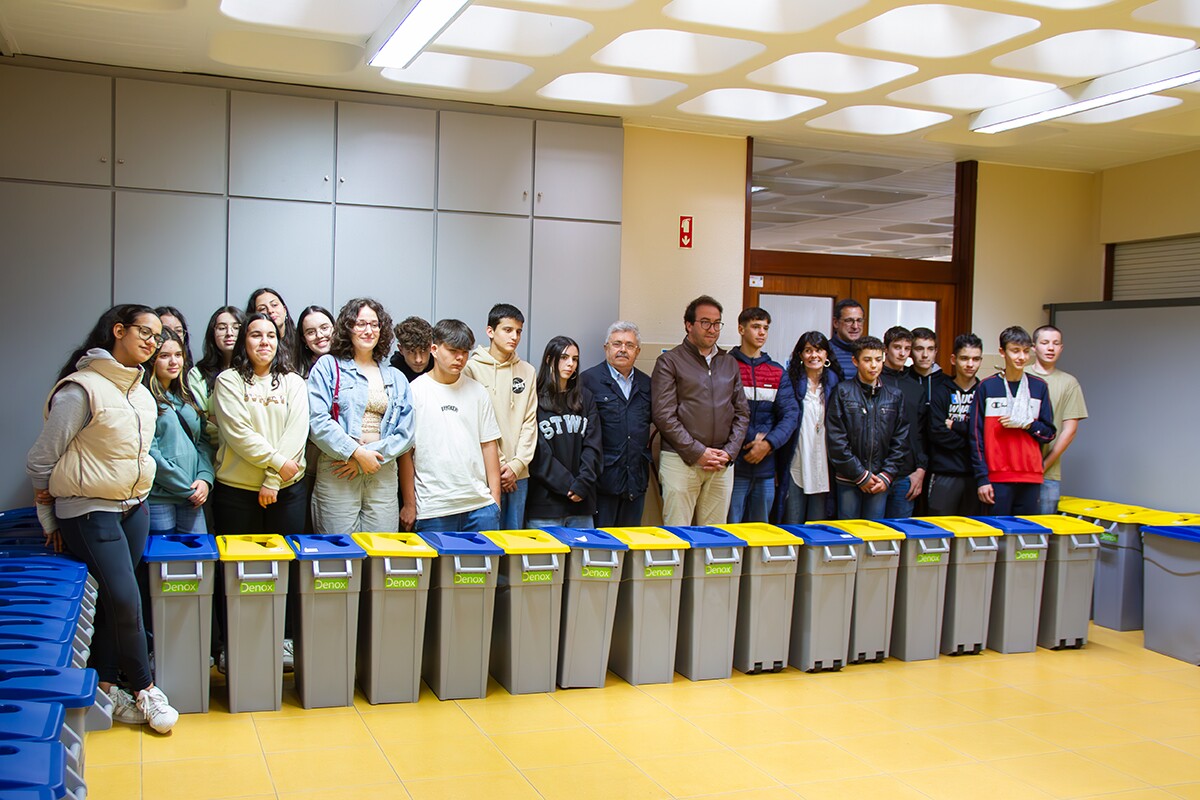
[23,288,1087,734]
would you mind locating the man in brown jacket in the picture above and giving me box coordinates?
[651,295,750,525]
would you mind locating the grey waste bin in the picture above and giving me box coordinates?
[719,523,802,675]
[922,517,1000,656]
[144,534,218,713]
[668,526,746,681]
[879,519,950,663]
[781,524,859,673]
[1141,525,1200,664]
[983,517,1050,654]
[822,521,903,664]
[1090,508,1188,632]
[1021,515,1102,649]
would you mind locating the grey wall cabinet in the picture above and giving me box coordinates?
[0,67,111,186]
[334,205,434,322]
[336,102,436,209]
[438,112,533,216]
[534,121,623,223]
[229,92,336,202]
[227,198,334,314]
[115,80,228,195]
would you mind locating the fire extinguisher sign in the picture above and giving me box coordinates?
[679,216,693,249]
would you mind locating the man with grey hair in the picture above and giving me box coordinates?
[580,321,653,526]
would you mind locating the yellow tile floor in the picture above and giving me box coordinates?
[84,626,1200,800]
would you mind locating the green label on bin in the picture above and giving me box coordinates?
[522,570,553,583]
[1015,550,1040,561]
[314,577,349,591]
[1100,532,1118,544]
[644,565,675,579]
[705,563,734,576]
[385,576,418,589]
[916,553,943,565]
[161,579,199,594]
[239,580,275,594]
[453,573,486,585]
[580,566,612,579]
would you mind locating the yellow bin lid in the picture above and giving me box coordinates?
[351,532,437,559]
[918,516,1001,537]
[482,529,570,555]
[601,526,690,551]
[216,534,295,561]
[819,520,905,541]
[715,523,802,548]
[1018,515,1104,535]
[1082,504,1151,523]
[1056,497,1126,516]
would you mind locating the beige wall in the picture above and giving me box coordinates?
[619,125,747,360]
[1099,149,1200,244]
[972,163,1104,351]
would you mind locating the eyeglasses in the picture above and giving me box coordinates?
[696,319,723,331]
[606,341,639,351]
[127,324,164,347]
[305,324,333,337]
[214,323,241,334]
[840,317,864,327]
[352,320,381,332]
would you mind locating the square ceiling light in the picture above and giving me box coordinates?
[807,105,952,135]
[434,6,592,57]
[749,53,917,93]
[1059,94,1181,123]
[220,0,395,36]
[888,73,1056,110]
[592,29,765,75]
[838,4,1040,58]
[992,30,1196,78]
[662,0,867,34]
[1134,0,1200,27]
[677,88,824,121]
[382,52,534,91]
[538,72,686,105]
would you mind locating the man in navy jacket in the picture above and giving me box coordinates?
[580,321,652,527]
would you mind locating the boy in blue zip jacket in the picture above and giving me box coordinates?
[728,308,798,523]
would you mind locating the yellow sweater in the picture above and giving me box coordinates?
[211,369,308,492]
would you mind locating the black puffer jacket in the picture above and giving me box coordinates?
[825,378,911,487]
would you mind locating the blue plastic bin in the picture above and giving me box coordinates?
[976,516,1050,653]
[1138,526,1200,664]
[781,524,860,672]
[0,700,81,780]
[0,666,110,777]
[0,741,66,799]
[878,518,951,662]
[0,642,80,669]
[666,526,746,680]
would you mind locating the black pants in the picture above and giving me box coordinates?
[594,493,646,528]
[59,504,153,690]
[926,474,982,516]
[990,482,1041,516]
[211,481,307,535]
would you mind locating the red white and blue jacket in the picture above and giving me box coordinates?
[730,348,798,480]
[968,373,1056,487]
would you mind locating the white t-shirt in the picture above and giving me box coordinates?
[410,374,502,519]
[790,380,829,494]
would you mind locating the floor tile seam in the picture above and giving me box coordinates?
[832,728,982,766]
[263,739,405,794]
[983,747,1154,791]
[784,776,937,800]
[887,758,1050,799]
[1069,742,1200,784]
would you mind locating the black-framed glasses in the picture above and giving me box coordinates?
[696,319,723,331]
[304,323,333,338]
[127,324,164,346]
[352,320,381,332]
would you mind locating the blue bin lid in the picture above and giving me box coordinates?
[0,667,97,709]
[0,701,65,742]
[144,534,218,563]
[0,535,50,549]
[1141,525,1200,544]
[0,564,86,584]
[0,598,81,622]
[0,741,65,797]
[286,534,367,561]
[970,516,1051,534]
[539,527,628,551]
[877,519,951,540]
[662,526,747,548]
[0,618,79,647]
[0,643,74,669]
[416,531,503,557]
[779,524,862,546]
[0,580,83,602]
[0,546,56,558]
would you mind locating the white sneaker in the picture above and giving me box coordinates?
[136,686,179,734]
[108,686,146,725]
[282,638,295,672]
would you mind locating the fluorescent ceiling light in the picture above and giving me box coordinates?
[435,6,592,58]
[749,52,917,94]
[381,52,533,91]
[368,0,472,70]
[992,29,1195,79]
[677,88,824,122]
[537,72,686,105]
[837,4,1040,59]
[807,105,952,136]
[972,48,1200,133]
[592,29,765,76]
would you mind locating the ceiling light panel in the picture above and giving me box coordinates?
[662,0,868,34]
[511,0,633,7]
[1059,94,1182,123]
[538,72,686,105]
[838,4,1041,59]
[219,0,395,37]
[888,73,1056,110]
[592,29,765,75]
[677,88,824,121]
[807,105,952,135]
[749,53,917,93]
[1132,0,1200,27]
[382,52,534,91]
[992,30,1196,78]
[1003,0,1117,7]
[434,6,592,58]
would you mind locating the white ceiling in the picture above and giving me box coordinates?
[1,0,1199,174]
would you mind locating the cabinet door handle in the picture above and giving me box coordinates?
[537,192,542,202]
[324,175,330,182]
[338,177,345,184]
[117,159,125,165]
[99,157,108,163]
[522,190,528,201]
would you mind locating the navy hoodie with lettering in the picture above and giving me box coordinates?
[527,387,603,518]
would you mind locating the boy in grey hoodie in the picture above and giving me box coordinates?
[463,303,538,529]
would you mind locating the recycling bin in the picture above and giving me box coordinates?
[1056,497,1132,525]
[286,534,366,709]
[143,533,218,713]
[666,526,745,680]
[1090,507,1191,632]
[0,740,70,800]
[0,700,85,799]
[1141,525,1200,664]
[418,531,503,700]
[780,524,859,672]
[216,534,294,713]
[717,523,803,674]
[483,529,569,695]
[541,527,627,689]
[0,642,82,669]
[0,665,112,778]
[878,518,951,662]
[1020,515,1102,649]
[0,562,96,606]
[980,516,1050,654]
[602,527,689,685]
[820,520,903,664]
[351,532,437,704]
[921,516,999,656]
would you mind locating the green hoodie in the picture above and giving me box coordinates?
[463,346,538,480]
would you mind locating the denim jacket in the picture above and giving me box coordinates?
[307,355,414,463]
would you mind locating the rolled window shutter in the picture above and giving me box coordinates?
[1112,235,1200,300]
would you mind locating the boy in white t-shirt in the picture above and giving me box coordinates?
[400,319,502,532]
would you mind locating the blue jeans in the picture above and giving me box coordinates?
[147,500,208,535]
[1038,479,1061,515]
[783,481,828,524]
[728,475,775,524]
[415,503,501,533]
[594,493,645,528]
[499,479,528,529]
[990,483,1041,516]
[885,476,914,519]
[527,515,594,530]
[836,482,887,520]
